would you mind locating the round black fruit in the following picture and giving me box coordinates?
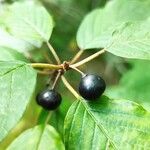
[36,89,62,110]
[79,74,106,100]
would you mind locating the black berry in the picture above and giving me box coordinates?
[36,89,62,110]
[79,74,106,100]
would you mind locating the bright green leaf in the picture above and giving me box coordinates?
[106,60,150,111]
[0,47,28,62]
[7,125,65,150]
[64,96,150,149]
[0,61,37,142]
[106,19,150,59]
[4,1,54,48]
[77,0,150,60]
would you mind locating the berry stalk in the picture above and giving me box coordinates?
[61,75,81,99]
[51,70,62,89]
[71,49,105,68]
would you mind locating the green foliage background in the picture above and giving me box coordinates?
[0,0,150,149]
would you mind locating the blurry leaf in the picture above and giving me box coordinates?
[4,1,54,48]
[0,61,37,142]
[0,29,33,52]
[0,47,28,62]
[106,60,150,111]
[7,125,65,150]
[77,0,150,59]
[64,96,150,149]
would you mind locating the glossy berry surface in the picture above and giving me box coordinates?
[79,74,106,100]
[36,89,62,110]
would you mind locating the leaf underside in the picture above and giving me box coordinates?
[0,1,54,52]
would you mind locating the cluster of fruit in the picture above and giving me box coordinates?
[36,74,106,110]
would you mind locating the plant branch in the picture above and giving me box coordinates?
[46,41,61,64]
[30,63,63,70]
[71,49,105,68]
[37,70,53,75]
[69,66,85,76]
[61,75,81,99]
[45,112,53,125]
[51,70,62,89]
[70,50,84,64]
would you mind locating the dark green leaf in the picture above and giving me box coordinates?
[64,96,150,149]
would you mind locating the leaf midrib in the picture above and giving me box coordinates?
[0,64,25,77]
[80,100,118,150]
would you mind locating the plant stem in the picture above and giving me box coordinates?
[44,112,53,125]
[51,70,62,89]
[30,63,63,70]
[70,50,84,64]
[61,75,81,99]
[69,66,85,76]
[36,111,53,149]
[37,70,53,75]
[71,49,105,68]
[46,41,61,64]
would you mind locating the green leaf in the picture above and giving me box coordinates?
[7,125,65,150]
[4,1,54,48]
[106,19,150,59]
[64,96,150,149]
[0,61,37,142]
[77,0,150,59]
[0,29,34,52]
[0,47,28,62]
[106,60,150,111]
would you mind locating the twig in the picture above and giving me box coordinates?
[61,75,81,99]
[71,49,105,68]
[70,50,84,64]
[44,112,53,125]
[69,66,85,76]
[51,70,62,89]
[46,41,61,64]
[37,70,53,75]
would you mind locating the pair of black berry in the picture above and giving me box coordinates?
[36,74,106,110]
